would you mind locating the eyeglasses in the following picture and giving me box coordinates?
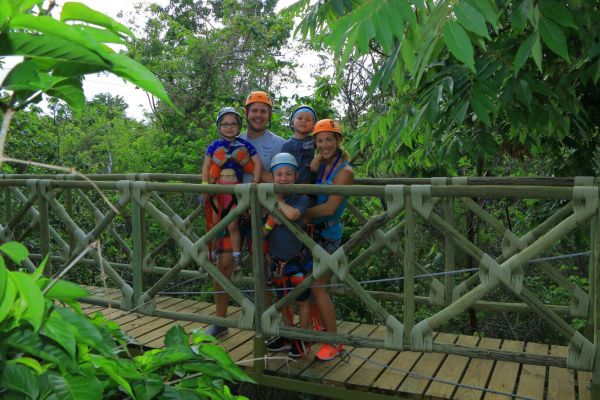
[220,123,239,128]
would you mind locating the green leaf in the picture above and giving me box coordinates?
[539,1,577,30]
[0,32,109,66]
[513,33,537,75]
[6,328,77,370]
[60,2,133,38]
[7,357,45,374]
[538,16,570,62]
[0,270,16,323]
[46,78,85,111]
[31,255,47,280]
[0,256,7,301]
[165,325,189,347]
[42,310,77,360]
[511,0,532,33]
[132,378,164,400]
[373,6,393,53]
[12,272,45,332]
[471,95,491,126]
[515,79,532,109]
[0,241,29,264]
[56,308,113,354]
[331,0,345,16]
[45,280,89,300]
[443,21,475,72]
[454,2,490,40]
[531,33,543,72]
[466,0,498,30]
[0,364,40,399]
[89,358,135,398]
[383,1,406,41]
[450,101,469,127]
[102,52,179,113]
[73,25,126,45]
[47,373,103,400]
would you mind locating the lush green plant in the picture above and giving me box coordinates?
[0,0,179,160]
[0,242,252,399]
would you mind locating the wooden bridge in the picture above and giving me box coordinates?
[1,174,598,399]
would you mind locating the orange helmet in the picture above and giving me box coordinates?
[245,91,273,108]
[312,118,343,139]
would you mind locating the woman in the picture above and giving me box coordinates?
[307,119,354,361]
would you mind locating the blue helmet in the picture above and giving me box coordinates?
[288,105,317,130]
[270,152,298,172]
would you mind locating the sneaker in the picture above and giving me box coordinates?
[288,340,308,358]
[266,336,291,352]
[206,325,229,339]
[232,256,244,281]
[315,343,343,361]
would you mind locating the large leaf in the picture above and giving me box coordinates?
[47,373,102,400]
[199,344,253,383]
[56,308,113,354]
[12,272,45,332]
[0,256,7,301]
[539,1,577,30]
[6,328,78,371]
[46,78,85,111]
[510,0,532,33]
[466,0,498,30]
[138,346,196,373]
[513,32,537,75]
[0,241,29,264]
[454,2,490,40]
[538,16,570,62]
[0,32,109,66]
[165,325,189,348]
[443,21,475,72]
[44,280,89,300]
[42,310,77,360]
[132,378,164,400]
[60,2,133,38]
[531,33,543,72]
[0,364,40,399]
[89,357,135,398]
[0,269,16,323]
[102,52,179,112]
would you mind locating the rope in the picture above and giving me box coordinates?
[158,249,592,296]
[344,350,535,400]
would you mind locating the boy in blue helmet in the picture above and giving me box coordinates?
[264,152,312,358]
[281,105,317,184]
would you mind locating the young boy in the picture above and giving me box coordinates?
[264,152,312,358]
[202,107,261,268]
[281,105,317,184]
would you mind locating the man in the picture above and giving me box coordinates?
[239,91,285,183]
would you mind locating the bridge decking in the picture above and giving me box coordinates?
[83,286,591,400]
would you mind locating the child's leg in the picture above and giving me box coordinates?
[228,218,241,254]
[297,300,311,330]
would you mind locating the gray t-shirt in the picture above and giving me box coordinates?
[239,129,285,183]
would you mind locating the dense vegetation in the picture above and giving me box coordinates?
[1,2,599,397]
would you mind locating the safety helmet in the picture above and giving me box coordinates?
[216,107,242,127]
[312,118,343,139]
[245,91,273,108]
[289,105,317,130]
[270,152,298,172]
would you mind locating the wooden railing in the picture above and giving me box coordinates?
[0,174,598,396]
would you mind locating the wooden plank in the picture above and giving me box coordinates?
[323,325,385,386]
[345,333,400,389]
[299,323,374,382]
[484,339,524,400]
[425,334,480,399]
[123,299,191,339]
[452,337,501,399]
[397,332,454,397]
[547,345,575,400]
[372,348,422,392]
[515,342,548,400]
[578,371,592,400]
[117,297,184,329]
[227,333,255,364]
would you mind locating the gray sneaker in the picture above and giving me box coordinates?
[206,325,229,339]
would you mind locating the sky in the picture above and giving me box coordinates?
[0,0,318,121]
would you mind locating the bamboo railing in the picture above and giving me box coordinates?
[0,174,598,397]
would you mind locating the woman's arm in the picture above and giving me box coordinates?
[310,154,323,173]
[277,197,302,221]
[201,156,212,183]
[250,153,262,183]
[306,166,354,219]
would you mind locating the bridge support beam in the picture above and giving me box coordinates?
[593,210,600,400]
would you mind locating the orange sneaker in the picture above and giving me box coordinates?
[315,343,343,361]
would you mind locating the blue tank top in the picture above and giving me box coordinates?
[313,155,348,240]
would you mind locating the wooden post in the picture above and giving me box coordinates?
[592,209,600,399]
[131,195,146,307]
[250,184,266,373]
[404,189,415,344]
[444,196,455,304]
[37,182,51,277]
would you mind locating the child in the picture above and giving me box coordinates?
[202,107,261,269]
[264,152,312,358]
[281,105,317,184]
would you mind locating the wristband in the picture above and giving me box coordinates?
[264,223,274,232]
[202,181,209,184]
